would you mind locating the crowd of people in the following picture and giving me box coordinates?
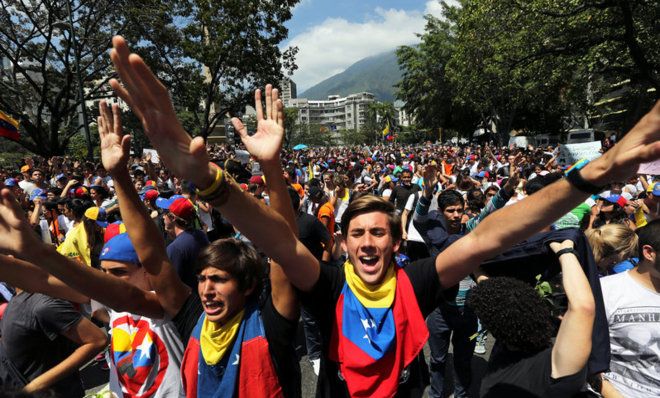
[0,36,659,398]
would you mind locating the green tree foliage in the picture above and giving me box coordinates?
[0,0,146,156]
[0,0,299,156]
[361,102,397,143]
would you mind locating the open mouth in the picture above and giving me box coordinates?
[203,300,225,316]
[359,255,380,272]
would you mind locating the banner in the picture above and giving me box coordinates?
[558,141,602,166]
[638,160,660,175]
[142,148,160,164]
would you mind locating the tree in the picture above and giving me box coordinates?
[360,102,397,143]
[138,0,299,139]
[0,0,147,156]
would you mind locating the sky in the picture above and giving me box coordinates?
[282,0,447,93]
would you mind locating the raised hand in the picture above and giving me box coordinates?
[0,189,42,257]
[98,100,130,174]
[232,84,285,165]
[423,164,438,198]
[108,36,213,189]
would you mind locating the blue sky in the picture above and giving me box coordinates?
[282,0,447,92]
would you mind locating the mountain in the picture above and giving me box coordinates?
[299,50,402,102]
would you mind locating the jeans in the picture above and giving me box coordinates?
[301,306,322,361]
[426,303,478,398]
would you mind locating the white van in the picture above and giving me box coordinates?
[566,129,604,144]
[508,136,535,148]
[535,134,560,147]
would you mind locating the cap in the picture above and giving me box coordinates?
[142,189,159,201]
[652,182,660,197]
[29,188,47,202]
[145,180,157,188]
[74,186,89,198]
[104,222,127,243]
[100,233,139,264]
[4,178,17,187]
[603,194,627,207]
[55,173,67,181]
[168,197,194,220]
[249,175,264,186]
[84,206,108,227]
[20,165,31,173]
[155,194,184,210]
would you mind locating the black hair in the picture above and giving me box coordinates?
[636,219,660,258]
[65,199,93,221]
[437,189,465,211]
[525,176,547,195]
[288,187,301,212]
[467,277,553,353]
[196,238,265,295]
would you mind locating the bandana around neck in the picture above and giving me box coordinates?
[342,259,396,360]
[200,309,244,365]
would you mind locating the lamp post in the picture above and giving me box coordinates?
[63,0,94,161]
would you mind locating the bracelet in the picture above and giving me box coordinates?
[555,247,578,258]
[564,159,603,195]
[200,172,234,207]
[197,164,224,197]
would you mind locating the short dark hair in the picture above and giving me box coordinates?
[437,189,464,211]
[197,238,265,295]
[340,194,402,243]
[637,219,660,257]
[467,277,553,353]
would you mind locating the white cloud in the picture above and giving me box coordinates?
[285,1,447,92]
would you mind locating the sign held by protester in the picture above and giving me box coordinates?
[558,141,602,166]
[142,148,160,164]
[638,160,660,175]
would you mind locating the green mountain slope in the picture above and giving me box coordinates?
[299,50,401,102]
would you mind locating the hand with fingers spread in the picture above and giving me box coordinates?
[108,36,212,189]
[231,84,285,165]
[98,100,131,174]
[0,189,43,257]
[423,164,438,198]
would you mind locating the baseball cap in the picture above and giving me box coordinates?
[55,173,67,181]
[603,194,627,207]
[84,206,108,227]
[74,186,89,198]
[100,233,139,264]
[4,178,17,187]
[249,175,264,186]
[104,222,127,243]
[20,165,31,173]
[29,188,47,202]
[142,189,159,201]
[651,182,660,197]
[155,194,184,210]
[168,197,194,220]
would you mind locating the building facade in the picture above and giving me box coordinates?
[287,92,375,132]
[280,78,297,106]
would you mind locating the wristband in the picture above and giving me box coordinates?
[197,164,224,197]
[564,159,603,195]
[555,247,578,258]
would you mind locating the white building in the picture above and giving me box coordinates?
[288,92,375,132]
[279,78,297,106]
[394,100,414,127]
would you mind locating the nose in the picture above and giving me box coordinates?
[200,279,214,296]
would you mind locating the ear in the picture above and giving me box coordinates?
[340,236,348,253]
[642,244,656,263]
[392,239,401,254]
[243,281,257,298]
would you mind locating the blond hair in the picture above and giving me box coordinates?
[586,223,638,264]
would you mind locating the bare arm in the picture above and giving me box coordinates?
[23,317,108,394]
[549,240,595,378]
[436,101,660,288]
[108,36,320,292]
[98,100,190,319]
[0,255,89,304]
[233,85,299,321]
[601,378,625,398]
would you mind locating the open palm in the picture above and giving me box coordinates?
[232,84,284,164]
[98,100,130,174]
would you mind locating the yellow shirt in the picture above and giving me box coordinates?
[57,222,91,266]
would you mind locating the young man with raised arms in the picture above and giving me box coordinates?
[104,35,660,397]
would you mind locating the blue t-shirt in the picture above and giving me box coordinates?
[167,229,210,289]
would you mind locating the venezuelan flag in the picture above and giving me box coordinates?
[382,122,390,138]
[0,111,19,141]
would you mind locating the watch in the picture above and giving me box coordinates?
[564,159,603,195]
[555,247,578,258]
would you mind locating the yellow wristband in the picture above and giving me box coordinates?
[197,164,224,197]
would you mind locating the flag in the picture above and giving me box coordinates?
[382,122,390,138]
[0,110,19,141]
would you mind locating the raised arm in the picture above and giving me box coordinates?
[548,240,595,378]
[108,35,320,292]
[436,101,660,288]
[0,189,164,318]
[97,100,190,318]
[231,85,299,320]
[0,254,88,304]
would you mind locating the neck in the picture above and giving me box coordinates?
[630,260,660,293]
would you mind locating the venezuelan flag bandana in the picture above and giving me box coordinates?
[330,260,429,397]
[342,260,396,360]
[200,309,244,365]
